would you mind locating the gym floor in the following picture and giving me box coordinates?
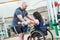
[5,30,60,40]
[4,35,60,40]
[4,34,29,40]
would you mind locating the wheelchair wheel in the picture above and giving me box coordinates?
[27,36,31,40]
[27,30,45,40]
[46,29,53,40]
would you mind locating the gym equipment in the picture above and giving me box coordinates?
[0,22,4,40]
[52,1,58,7]
[57,4,60,29]
[0,17,8,40]
[47,0,59,36]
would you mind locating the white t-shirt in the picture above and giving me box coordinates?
[34,19,39,25]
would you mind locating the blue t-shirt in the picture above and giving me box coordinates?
[34,21,47,35]
[34,21,44,30]
[12,7,28,26]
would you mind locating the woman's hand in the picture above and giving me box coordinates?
[33,19,39,25]
[29,19,39,25]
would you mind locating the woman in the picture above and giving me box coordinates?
[30,11,45,40]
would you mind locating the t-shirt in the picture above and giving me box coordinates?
[12,7,28,26]
[34,21,47,36]
[34,21,44,30]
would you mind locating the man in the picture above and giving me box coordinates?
[11,2,38,40]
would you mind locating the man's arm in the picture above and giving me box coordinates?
[17,15,25,22]
[26,15,35,21]
[17,15,28,25]
[26,15,39,25]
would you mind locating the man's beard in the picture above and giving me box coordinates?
[23,9,26,10]
[23,8,26,10]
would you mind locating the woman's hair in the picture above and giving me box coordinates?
[33,11,43,22]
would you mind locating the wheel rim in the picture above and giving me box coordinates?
[27,30,45,40]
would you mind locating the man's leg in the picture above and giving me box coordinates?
[18,33,24,40]
[13,26,24,40]
[22,33,24,40]
[30,37,32,40]
[33,37,35,40]
[30,38,35,40]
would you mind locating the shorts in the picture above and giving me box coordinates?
[11,25,28,34]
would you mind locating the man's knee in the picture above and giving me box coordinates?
[18,33,24,37]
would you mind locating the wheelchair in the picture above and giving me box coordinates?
[27,24,53,40]
[9,23,53,40]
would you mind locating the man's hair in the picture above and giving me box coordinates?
[33,11,43,22]
[22,2,27,5]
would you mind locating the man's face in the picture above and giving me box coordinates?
[22,3,28,10]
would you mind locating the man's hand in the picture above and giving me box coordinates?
[21,21,28,25]
[21,20,34,25]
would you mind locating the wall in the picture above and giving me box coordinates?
[0,0,47,17]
